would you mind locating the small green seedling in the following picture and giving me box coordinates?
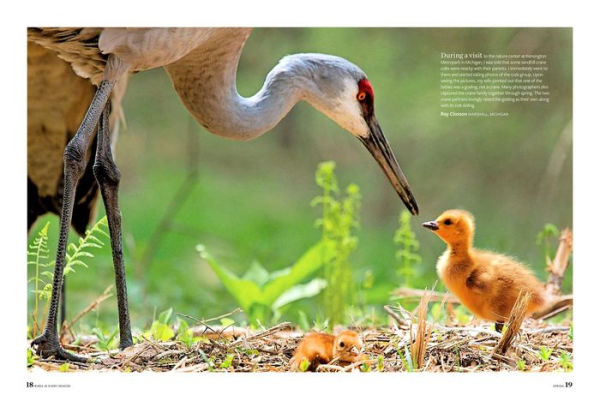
[176,319,201,348]
[559,351,573,372]
[396,345,414,372]
[27,348,38,367]
[377,355,384,372]
[197,349,215,372]
[219,354,235,369]
[538,346,553,361]
[146,308,175,341]
[517,359,526,371]
[240,348,259,357]
[59,363,70,372]
[92,327,119,352]
[568,323,573,340]
[360,361,371,372]
[299,358,310,372]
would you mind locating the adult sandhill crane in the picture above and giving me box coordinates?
[28,41,128,327]
[28,28,419,362]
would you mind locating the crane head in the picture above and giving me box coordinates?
[292,54,419,215]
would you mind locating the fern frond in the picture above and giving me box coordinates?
[27,221,51,336]
[63,216,109,277]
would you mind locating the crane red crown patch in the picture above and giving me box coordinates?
[358,78,374,101]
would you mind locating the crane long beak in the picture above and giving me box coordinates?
[359,117,419,215]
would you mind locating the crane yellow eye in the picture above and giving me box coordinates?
[357,92,366,101]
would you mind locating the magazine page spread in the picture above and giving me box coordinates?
[12,16,586,399]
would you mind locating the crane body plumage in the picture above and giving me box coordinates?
[28,41,127,231]
[27,27,419,362]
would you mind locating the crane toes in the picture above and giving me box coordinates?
[31,332,90,363]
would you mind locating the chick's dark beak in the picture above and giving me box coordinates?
[422,221,439,231]
[359,117,419,215]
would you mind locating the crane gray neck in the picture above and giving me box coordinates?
[166,43,343,140]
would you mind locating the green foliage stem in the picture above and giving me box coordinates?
[394,210,421,286]
[311,161,361,327]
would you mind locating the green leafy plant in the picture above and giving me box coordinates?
[394,210,421,286]
[197,241,333,327]
[64,216,110,274]
[27,348,38,367]
[559,351,573,372]
[311,161,361,327]
[377,355,384,372]
[145,308,176,341]
[219,354,235,370]
[176,319,193,347]
[311,312,330,332]
[568,323,573,340]
[197,349,215,372]
[27,216,109,338]
[299,358,310,372]
[27,222,52,337]
[92,327,119,352]
[538,346,553,361]
[517,359,526,371]
[397,344,414,372]
[536,223,559,265]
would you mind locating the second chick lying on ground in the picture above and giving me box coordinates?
[423,209,547,331]
[290,330,363,371]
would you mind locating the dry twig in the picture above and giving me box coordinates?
[63,285,113,333]
[494,290,531,355]
[411,291,433,369]
[545,228,573,296]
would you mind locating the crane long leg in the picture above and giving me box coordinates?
[59,275,66,325]
[31,80,115,362]
[93,103,133,349]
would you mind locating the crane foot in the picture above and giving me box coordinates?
[31,332,89,363]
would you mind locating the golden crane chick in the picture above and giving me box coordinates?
[422,209,546,331]
[290,330,363,371]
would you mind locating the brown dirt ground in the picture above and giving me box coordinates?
[28,319,572,373]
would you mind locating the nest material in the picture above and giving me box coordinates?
[28,319,572,373]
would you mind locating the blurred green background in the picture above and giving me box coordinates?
[28,28,572,331]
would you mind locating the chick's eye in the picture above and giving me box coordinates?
[339,341,345,348]
[443,219,452,226]
[357,92,366,101]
